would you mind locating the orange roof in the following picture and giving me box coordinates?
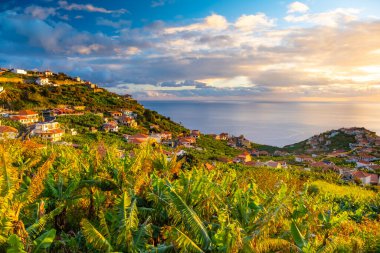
[352,171,370,179]
[19,110,38,116]
[11,115,28,120]
[133,133,149,138]
[0,126,18,133]
[38,129,64,135]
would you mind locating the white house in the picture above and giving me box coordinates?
[356,160,374,169]
[36,77,50,86]
[11,69,27,75]
[31,122,64,142]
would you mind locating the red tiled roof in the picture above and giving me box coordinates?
[11,115,28,120]
[0,126,18,133]
[351,171,370,179]
[19,110,38,116]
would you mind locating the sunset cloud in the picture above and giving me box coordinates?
[58,1,127,14]
[1,1,380,101]
[287,2,309,14]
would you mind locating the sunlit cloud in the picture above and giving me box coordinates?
[287,2,309,14]
[1,2,380,101]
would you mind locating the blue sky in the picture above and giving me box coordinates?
[1,0,380,101]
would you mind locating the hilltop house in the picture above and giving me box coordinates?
[124,133,150,144]
[219,133,229,140]
[190,130,201,138]
[161,131,172,140]
[0,123,18,140]
[11,69,27,75]
[102,121,119,132]
[122,110,137,118]
[36,77,50,86]
[44,70,53,76]
[119,115,137,128]
[31,122,64,142]
[178,136,196,147]
[110,111,123,118]
[233,152,252,163]
[10,110,39,125]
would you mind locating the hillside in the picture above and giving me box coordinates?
[0,73,188,135]
[283,127,379,154]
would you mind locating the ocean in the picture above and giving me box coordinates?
[140,100,380,147]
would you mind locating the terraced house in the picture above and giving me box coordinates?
[0,125,18,140]
[10,110,39,125]
[31,122,64,142]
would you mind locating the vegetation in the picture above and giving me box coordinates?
[186,135,240,162]
[0,140,379,252]
[55,113,104,131]
[0,81,189,136]
[0,116,26,132]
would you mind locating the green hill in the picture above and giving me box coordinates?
[0,76,188,136]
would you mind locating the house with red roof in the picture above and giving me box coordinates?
[350,171,379,185]
[124,133,150,144]
[44,70,53,76]
[0,125,18,140]
[178,136,196,147]
[119,115,137,128]
[10,110,39,125]
[219,133,229,140]
[233,152,252,163]
[31,122,64,142]
[102,121,119,132]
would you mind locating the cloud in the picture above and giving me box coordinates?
[285,8,360,26]
[24,5,56,20]
[287,2,309,14]
[235,13,275,31]
[159,80,207,88]
[58,1,127,14]
[151,0,174,8]
[1,7,380,101]
[164,14,228,33]
[96,17,130,28]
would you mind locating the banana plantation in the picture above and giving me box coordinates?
[0,140,379,252]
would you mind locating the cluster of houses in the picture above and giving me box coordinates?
[294,152,380,186]
[124,131,198,147]
[85,82,104,93]
[2,67,99,90]
[303,128,379,153]
[102,110,138,132]
[0,110,65,142]
[207,132,251,148]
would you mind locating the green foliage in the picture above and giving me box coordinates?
[0,116,26,132]
[6,234,27,253]
[186,135,240,162]
[56,113,103,130]
[0,140,380,252]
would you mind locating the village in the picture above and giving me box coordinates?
[1,67,380,188]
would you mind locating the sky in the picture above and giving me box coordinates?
[1,0,380,101]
